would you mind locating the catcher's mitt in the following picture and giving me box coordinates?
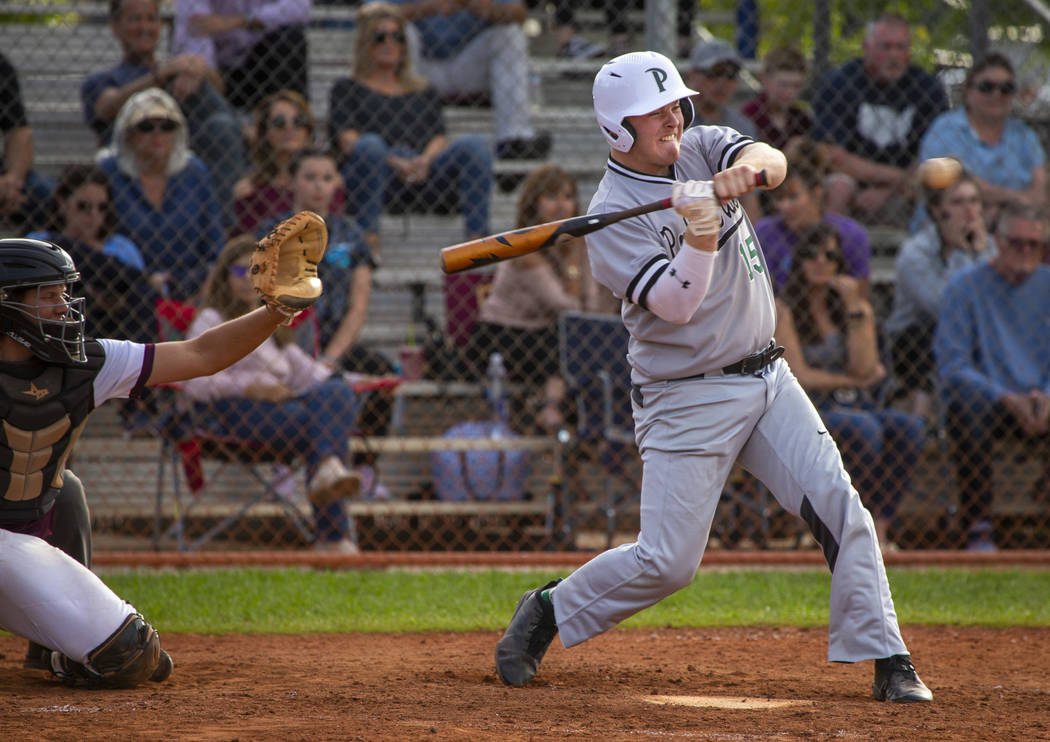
[251,210,327,321]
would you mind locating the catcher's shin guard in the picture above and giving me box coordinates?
[50,613,167,688]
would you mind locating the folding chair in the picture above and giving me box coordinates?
[153,398,317,551]
[151,299,340,551]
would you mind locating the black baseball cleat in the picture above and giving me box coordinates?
[495,579,560,686]
[872,654,933,702]
[150,649,174,683]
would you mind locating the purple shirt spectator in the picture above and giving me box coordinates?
[755,212,872,293]
[172,0,309,69]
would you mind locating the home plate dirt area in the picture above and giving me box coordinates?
[1,625,1047,741]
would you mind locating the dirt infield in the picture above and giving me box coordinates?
[2,625,1047,741]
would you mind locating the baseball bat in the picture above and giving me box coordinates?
[440,170,768,274]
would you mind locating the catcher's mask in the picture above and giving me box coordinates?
[593,50,698,153]
[0,238,87,364]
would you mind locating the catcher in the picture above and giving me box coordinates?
[0,211,326,688]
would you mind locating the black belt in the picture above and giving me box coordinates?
[631,342,784,407]
[675,341,785,381]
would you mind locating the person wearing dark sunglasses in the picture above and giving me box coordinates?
[371,0,552,165]
[777,223,926,553]
[917,52,1046,232]
[82,0,244,229]
[935,201,1050,552]
[234,89,349,237]
[100,87,224,302]
[683,39,762,223]
[330,2,494,254]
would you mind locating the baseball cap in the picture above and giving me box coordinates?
[689,39,742,72]
[123,88,184,130]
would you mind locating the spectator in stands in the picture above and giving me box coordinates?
[684,39,760,222]
[1,50,54,232]
[685,39,757,138]
[741,45,812,150]
[100,88,225,301]
[885,174,994,418]
[777,223,926,550]
[934,202,1050,552]
[26,164,159,343]
[261,147,396,493]
[755,138,872,297]
[81,0,244,227]
[812,12,947,226]
[330,3,493,254]
[548,1,626,59]
[183,234,364,553]
[171,0,311,112]
[471,165,593,432]
[376,0,552,162]
[234,89,346,237]
[917,53,1046,232]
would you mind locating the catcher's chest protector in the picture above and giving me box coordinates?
[0,339,104,520]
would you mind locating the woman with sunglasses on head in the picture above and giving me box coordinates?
[233,90,347,237]
[917,53,1046,231]
[776,223,925,550]
[328,2,493,254]
[99,87,224,302]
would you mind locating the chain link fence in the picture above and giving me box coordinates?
[1,0,1048,553]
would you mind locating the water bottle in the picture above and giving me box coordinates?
[486,352,508,423]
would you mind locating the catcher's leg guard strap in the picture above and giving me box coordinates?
[85,613,162,687]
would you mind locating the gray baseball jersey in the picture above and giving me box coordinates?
[586,125,775,383]
[551,124,911,665]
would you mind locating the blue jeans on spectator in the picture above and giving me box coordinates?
[198,377,358,542]
[942,381,1043,540]
[821,403,926,522]
[341,133,492,238]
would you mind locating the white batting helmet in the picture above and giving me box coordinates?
[593,51,698,152]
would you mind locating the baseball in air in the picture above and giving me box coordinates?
[919,157,963,190]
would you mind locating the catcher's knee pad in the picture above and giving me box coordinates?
[51,613,164,688]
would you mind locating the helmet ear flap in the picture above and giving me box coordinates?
[680,97,694,129]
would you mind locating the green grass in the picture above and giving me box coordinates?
[90,567,1050,635]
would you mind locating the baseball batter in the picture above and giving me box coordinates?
[0,218,323,687]
[495,51,932,703]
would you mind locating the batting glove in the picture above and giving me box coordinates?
[671,180,721,237]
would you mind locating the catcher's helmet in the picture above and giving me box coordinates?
[593,51,698,152]
[0,238,87,364]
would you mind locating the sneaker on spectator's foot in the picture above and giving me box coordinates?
[356,464,390,501]
[272,464,298,502]
[313,537,360,554]
[495,579,560,686]
[496,132,552,160]
[872,654,933,702]
[308,457,361,504]
[966,520,997,552]
[558,35,606,59]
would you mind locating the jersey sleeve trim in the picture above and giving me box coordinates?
[129,343,155,399]
[625,255,667,305]
[718,137,756,171]
[636,262,669,310]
